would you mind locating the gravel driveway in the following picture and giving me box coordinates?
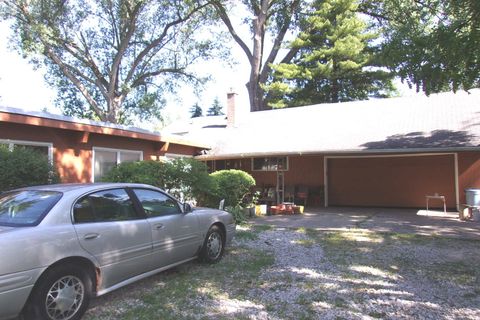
[85,225,480,320]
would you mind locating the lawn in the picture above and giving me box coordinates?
[84,225,480,319]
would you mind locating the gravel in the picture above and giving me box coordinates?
[231,227,480,320]
[84,226,480,320]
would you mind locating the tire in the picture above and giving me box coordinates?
[23,264,93,320]
[200,225,225,263]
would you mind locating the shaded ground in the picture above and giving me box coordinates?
[84,224,480,320]
[250,207,480,240]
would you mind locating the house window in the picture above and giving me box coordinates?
[93,147,143,182]
[252,157,288,171]
[0,139,53,161]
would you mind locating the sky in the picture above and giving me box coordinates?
[0,21,251,127]
[0,16,420,129]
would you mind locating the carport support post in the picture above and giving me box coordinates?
[324,156,328,207]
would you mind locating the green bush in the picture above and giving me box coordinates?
[101,161,166,186]
[102,161,256,216]
[208,169,256,208]
[225,205,248,224]
[0,145,58,192]
[102,158,212,202]
[162,158,213,202]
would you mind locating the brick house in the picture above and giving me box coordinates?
[0,106,208,183]
[165,90,480,210]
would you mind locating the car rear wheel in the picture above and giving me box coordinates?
[24,264,93,320]
[200,225,225,263]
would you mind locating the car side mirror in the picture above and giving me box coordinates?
[183,203,193,213]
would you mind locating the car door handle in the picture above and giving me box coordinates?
[154,224,164,230]
[84,233,100,240]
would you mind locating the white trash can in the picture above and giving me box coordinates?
[472,208,480,222]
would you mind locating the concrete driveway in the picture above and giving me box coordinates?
[250,207,480,240]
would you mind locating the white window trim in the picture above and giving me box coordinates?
[0,139,53,162]
[92,147,143,182]
[251,156,289,171]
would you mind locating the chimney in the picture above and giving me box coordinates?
[226,90,237,128]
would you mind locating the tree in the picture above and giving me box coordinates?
[266,0,396,107]
[190,102,203,118]
[207,96,223,116]
[1,0,214,124]
[361,0,480,94]
[212,0,304,112]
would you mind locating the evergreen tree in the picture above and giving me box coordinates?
[266,0,396,108]
[190,103,203,118]
[207,97,224,116]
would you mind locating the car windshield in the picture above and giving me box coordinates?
[0,190,62,227]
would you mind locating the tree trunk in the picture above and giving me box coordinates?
[247,0,269,112]
[246,78,266,112]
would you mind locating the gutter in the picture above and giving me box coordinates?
[194,146,480,160]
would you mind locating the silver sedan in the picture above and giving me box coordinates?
[0,183,235,320]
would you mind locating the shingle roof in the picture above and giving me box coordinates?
[164,90,480,159]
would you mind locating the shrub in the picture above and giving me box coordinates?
[163,158,213,202]
[102,158,212,203]
[0,145,58,192]
[225,205,248,224]
[101,161,166,187]
[208,169,256,208]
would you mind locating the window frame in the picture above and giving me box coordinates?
[72,187,143,224]
[92,147,143,182]
[130,188,183,218]
[251,156,289,171]
[0,139,53,162]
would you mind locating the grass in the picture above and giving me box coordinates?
[85,246,274,320]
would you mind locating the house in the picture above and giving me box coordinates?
[0,106,208,183]
[164,90,480,210]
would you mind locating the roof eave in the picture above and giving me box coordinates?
[0,110,210,149]
[195,146,480,160]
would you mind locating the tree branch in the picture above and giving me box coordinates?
[109,1,143,99]
[125,1,211,84]
[131,68,191,88]
[213,1,254,64]
[260,0,300,83]
[44,46,106,121]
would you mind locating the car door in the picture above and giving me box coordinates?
[131,188,200,268]
[73,188,153,289]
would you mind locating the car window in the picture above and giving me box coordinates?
[74,189,138,223]
[132,189,181,217]
[0,190,62,226]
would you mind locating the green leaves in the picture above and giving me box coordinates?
[2,0,216,124]
[266,0,395,107]
[0,146,59,192]
[367,0,480,94]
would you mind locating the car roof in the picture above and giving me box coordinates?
[14,183,158,194]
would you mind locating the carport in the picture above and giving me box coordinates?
[325,153,458,209]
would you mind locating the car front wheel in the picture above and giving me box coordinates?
[24,264,93,320]
[200,225,225,263]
